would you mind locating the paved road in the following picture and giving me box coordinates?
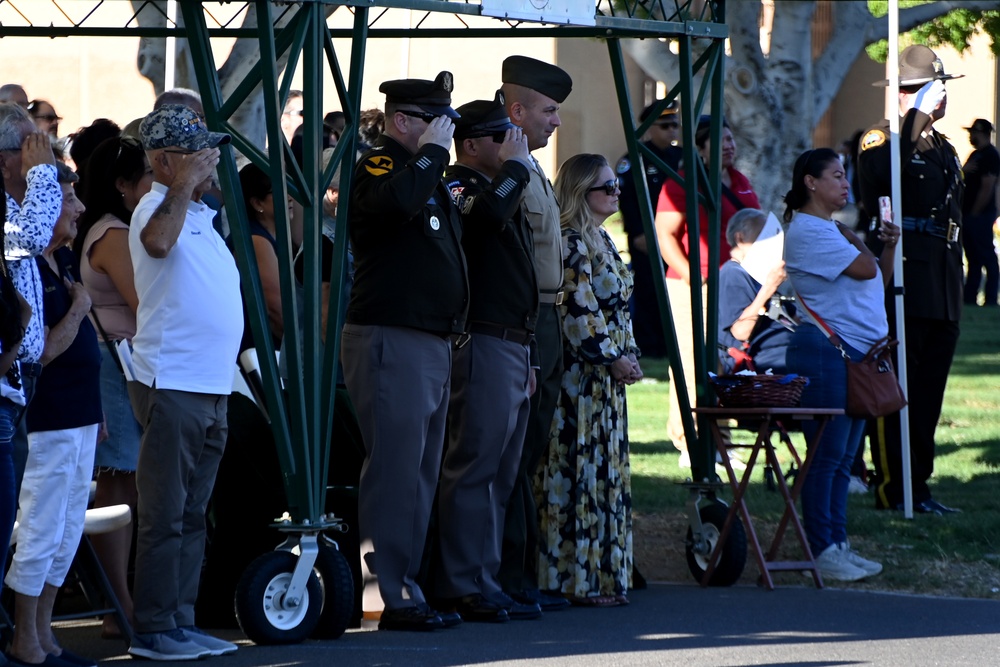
[62,583,999,666]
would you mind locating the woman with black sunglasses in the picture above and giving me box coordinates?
[72,134,154,639]
[537,153,641,608]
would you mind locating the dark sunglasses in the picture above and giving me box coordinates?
[588,179,620,196]
[33,114,62,122]
[163,148,198,155]
[115,135,142,163]
[398,109,438,123]
[467,131,507,144]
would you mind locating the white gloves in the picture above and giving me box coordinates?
[913,80,945,116]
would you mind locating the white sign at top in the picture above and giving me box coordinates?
[481,0,597,26]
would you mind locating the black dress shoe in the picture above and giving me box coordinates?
[902,500,961,515]
[924,498,961,514]
[378,606,445,631]
[510,588,571,611]
[490,591,542,620]
[448,594,509,623]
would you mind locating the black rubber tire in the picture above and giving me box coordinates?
[310,540,355,639]
[685,502,748,586]
[235,551,322,644]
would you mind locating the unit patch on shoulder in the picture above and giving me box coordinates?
[616,157,630,174]
[860,129,886,151]
[364,155,393,176]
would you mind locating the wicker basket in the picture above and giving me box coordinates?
[710,374,809,408]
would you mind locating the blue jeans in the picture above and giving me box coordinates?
[0,397,20,590]
[786,323,866,555]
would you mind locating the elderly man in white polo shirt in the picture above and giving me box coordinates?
[126,104,243,661]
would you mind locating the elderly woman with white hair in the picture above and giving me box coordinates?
[717,207,794,374]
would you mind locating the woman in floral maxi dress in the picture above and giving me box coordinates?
[537,154,643,607]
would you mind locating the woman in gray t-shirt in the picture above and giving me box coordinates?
[782,147,900,583]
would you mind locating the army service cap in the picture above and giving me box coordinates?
[501,56,573,103]
[380,71,460,118]
[453,91,516,140]
[139,104,231,151]
[639,99,679,123]
[873,44,964,88]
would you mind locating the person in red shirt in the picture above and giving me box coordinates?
[654,115,760,468]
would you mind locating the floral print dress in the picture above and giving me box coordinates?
[537,225,637,599]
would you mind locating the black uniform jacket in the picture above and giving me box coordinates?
[616,141,682,251]
[446,159,539,361]
[347,134,469,335]
[857,109,964,321]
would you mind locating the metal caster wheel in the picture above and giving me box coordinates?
[685,501,747,586]
[235,550,322,644]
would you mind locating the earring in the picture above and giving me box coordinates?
[257,209,263,213]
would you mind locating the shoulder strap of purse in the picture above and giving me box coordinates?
[793,289,849,358]
[89,306,126,376]
[721,182,748,212]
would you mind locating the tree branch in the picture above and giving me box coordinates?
[868,0,1000,42]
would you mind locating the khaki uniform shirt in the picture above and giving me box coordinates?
[522,157,563,292]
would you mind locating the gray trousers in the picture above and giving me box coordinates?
[128,382,228,633]
[498,304,562,591]
[340,323,451,611]
[437,333,531,599]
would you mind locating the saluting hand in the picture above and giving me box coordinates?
[418,116,455,151]
[498,127,529,164]
[20,132,56,178]
[171,147,221,190]
[913,80,945,116]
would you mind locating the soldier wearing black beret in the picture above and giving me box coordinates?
[857,45,964,515]
[340,71,470,631]
[433,91,542,622]
[496,55,573,612]
[616,99,682,358]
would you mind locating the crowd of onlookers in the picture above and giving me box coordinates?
[0,40,992,662]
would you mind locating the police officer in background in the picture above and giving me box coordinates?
[497,55,573,611]
[340,71,469,631]
[435,92,540,623]
[616,99,682,358]
[857,45,964,515]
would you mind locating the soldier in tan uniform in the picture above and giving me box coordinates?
[497,55,572,611]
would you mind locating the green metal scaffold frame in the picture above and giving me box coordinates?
[2,0,733,633]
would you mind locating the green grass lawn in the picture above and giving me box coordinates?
[628,305,1000,598]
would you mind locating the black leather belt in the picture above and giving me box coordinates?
[468,322,534,346]
[901,217,959,242]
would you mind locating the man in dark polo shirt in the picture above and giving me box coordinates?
[340,71,469,632]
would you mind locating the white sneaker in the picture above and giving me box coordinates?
[814,543,868,582]
[839,542,882,577]
[847,476,869,494]
[180,626,239,656]
[677,450,746,472]
[128,628,211,661]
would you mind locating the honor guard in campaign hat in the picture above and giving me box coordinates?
[639,99,679,123]
[873,44,964,87]
[453,91,516,141]
[501,56,573,103]
[379,71,460,118]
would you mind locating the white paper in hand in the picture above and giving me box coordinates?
[739,212,785,288]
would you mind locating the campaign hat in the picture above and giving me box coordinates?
[380,71,459,118]
[965,118,994,134]
[873,44,964,87]
[139,104,230,151]
[501,56,572,103]
[453,91,516,140]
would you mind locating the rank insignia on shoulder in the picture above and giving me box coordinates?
[616,157,630,174]
[860,129,886,151]
[364,155,393,176]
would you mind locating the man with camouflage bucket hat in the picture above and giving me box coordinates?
[127,104,243,660]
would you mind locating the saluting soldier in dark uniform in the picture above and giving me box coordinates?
[857,45,964,515]
[615,100,682,358]
[340,71,469,631]
[497,56,573,611]
[435,92,541,623]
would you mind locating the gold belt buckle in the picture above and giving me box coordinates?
[947,222,959,243]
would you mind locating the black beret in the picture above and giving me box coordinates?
[639,99,679,123]
[501,56,572,103]
[453,91,515,140]
[379,71,459,118]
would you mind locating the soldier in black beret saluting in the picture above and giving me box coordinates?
[496,55,574,612]
[340,71,470,631]
[857,45,964,516]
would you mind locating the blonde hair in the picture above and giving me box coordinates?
[554,153,610,265]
